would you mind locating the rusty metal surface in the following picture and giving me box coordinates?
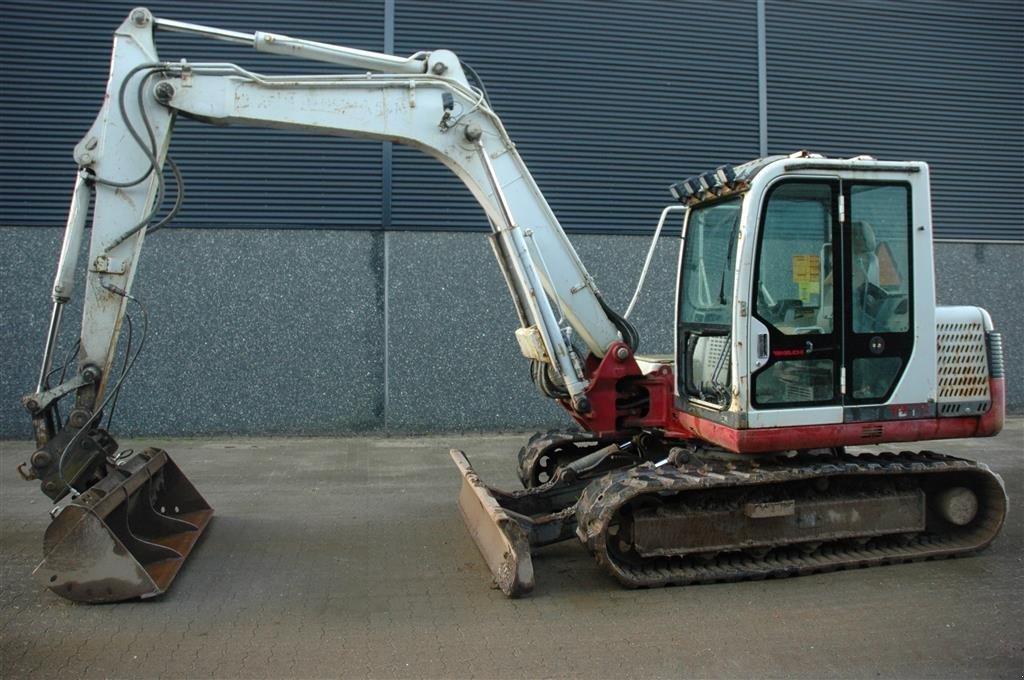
[25,428,118,501]
[33,448,213,603]
[516,430,612,488]
[450,449,533,597]
[451,438,633,597]
[458,438,1009,596]
[633,490,926,557]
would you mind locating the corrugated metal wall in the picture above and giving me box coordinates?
[765,0,1023,241]
[391,0,759,232]
[0,1,384,229]
[0,1,1019,240]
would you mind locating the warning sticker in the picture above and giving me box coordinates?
[798,281,820,305]
[792,254,821,283]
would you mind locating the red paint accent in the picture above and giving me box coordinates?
[563,344,677,435]
[562,351,1005,455]
[670,376,1007,453]
[566,343,643,433]
[979,377,1005,437]
[625,370,675,430]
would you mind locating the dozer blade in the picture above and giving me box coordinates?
[33,448,212,603]
[450,449,534,597]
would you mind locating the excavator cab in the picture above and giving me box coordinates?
[672,152,965,445]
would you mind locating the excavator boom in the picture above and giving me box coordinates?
[20,8,627,602]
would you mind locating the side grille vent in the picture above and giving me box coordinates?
[934,311,992,418]
[936,321,990,401]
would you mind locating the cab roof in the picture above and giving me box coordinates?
[669,151,924,207]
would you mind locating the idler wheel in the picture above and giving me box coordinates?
[933,486,978,526]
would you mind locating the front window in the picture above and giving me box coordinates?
[679,198,741,327]
[678,197,741,407]
[848,184,911,335]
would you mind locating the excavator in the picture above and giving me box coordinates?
[18,9,1007,602]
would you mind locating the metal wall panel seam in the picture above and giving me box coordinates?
[383,0,394,429]
[933,239,1024,245]
[391,0,760,233]
[0,1,386,229]
[757,0,767,158]
[763,0,1022,242]
[383,231,391,432]
[382,0,394,232]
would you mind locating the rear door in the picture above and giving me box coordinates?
[841,182,914,413]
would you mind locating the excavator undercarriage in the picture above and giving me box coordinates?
[454,431,1007,596]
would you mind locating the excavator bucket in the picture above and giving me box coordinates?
[33,448,212,603]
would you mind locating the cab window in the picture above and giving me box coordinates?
[848,184,911,335]
[755,182,834,335]
[678,197,740,407]
[753,181,836,406]
[679,198,741,327]
[847,183,912,401]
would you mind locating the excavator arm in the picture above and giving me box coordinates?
[19,8,633,601]
[26,9,635,477]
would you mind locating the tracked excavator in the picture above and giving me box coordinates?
[19,9,1007,602]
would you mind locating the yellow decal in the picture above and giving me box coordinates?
[792,254,821,283]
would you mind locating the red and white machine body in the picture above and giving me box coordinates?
[571,155,1004,452]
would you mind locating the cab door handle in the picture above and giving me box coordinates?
[805,340,837,354]
[757,333,769,360]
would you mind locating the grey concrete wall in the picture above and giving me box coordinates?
[1,228,385,438]
[384,231,677,432]
[934,242,1023,408]
[0,227,1018,439]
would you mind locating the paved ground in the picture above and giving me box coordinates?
[2,421,1022,679]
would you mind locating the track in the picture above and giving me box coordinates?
[516,430,619,488]
[576,450,1007,588]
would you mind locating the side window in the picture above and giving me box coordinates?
[754,359,834,405]
[848,184,912,401]
[679,199,740,328]
[755,183,834,335]
[849,184,911,334]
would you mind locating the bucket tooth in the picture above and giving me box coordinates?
[33,448,212,603]
[450,449,534,597]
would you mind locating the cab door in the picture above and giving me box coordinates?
[748,179,842,423]
[841,182,914,411]
[676,196,743,412]
[747,178,915,426]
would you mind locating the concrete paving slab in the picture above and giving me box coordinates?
[2,421,1022,679]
